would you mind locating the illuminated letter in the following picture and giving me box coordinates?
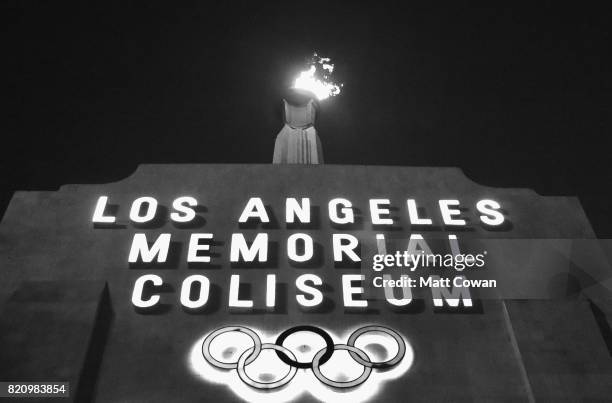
[229,274,253,308]
[376,234,387,254]
[128,233,171,263]
[130,197,158,223]
[238,197,269,223]
[328,198,354,224]
[286,198,310,223]
[333,234,361,262]
[187,233,213,263]
[383,274,413,306]
[343,274,367,307]
[92,196,116,223]
[266,274,276,308]
[180,275,210,309]
[476,199,505,226]
[296,274,323,307]
[287,233,314,262]
[439,200,466,226]
[131,274,162,308]
[431,275,473,307]
[407,199,432,225]
[369,199,393,225]
[170,196,197,222]
[230,233,268,262]
[406,234,433,255]
[448,234,461,255]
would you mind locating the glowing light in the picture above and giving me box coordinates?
[188,325,414,403]
[292,53,343,100]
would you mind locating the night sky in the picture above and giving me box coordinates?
[3,2,611,235]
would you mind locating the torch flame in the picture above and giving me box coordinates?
[292,53,343,100]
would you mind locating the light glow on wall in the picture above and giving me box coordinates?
[188,325,414,403]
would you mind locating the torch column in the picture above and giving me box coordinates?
[273,90,323,164]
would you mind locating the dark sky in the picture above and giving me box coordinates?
[3,2,611,235]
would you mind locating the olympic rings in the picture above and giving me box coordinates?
[275,325,334,369]
[347,325,405,369]
[200,325,407,390]
[312,344,372,388]
[202,326,262,369]
[237,343,298,389]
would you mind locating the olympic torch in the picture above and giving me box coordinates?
[273,54,342,164]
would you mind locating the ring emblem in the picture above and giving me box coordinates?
[312,344,373,388]
[347,325,405,368]
[237,343,298,389]
[200,325,407,389]
[201,326,262,369]
[274,325,335,369]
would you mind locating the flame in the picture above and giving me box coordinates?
[292,53,343,100]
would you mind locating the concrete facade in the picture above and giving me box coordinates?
[0,164,610,402]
